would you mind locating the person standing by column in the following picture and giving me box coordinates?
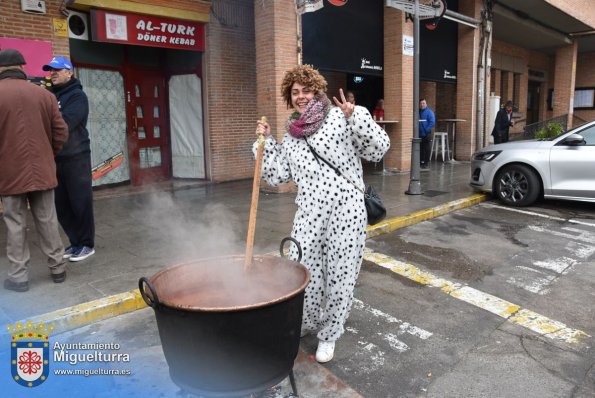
[419,98,435,170]
[491,100,514,144]
[0,49,69,292]
[42,56,95,262]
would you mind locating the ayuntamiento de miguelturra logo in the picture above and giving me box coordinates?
[9,321,52,388]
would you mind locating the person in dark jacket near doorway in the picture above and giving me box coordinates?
[491,100,514,144]
[0,49,69,292]
[43,56,95,262]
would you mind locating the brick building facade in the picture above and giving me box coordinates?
[1,0,594,185]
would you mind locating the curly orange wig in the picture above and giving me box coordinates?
[280,64,328,108]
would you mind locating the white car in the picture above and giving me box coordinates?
[470,120,595,206]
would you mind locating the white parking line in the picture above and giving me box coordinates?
[364,248,591,345]
[483,203,595,228]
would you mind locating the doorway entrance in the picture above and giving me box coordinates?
[527,80,541,125]
[125,67,171,185]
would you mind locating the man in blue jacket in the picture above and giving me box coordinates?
[419,98,435,170]
[43,56,95,262]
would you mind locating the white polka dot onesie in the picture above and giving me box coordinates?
[253,106,390,342]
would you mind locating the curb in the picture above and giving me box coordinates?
[8,193,488,336]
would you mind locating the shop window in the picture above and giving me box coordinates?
[153,126,160,138]
[139,147,162,168]
[574,88,595,109]
[138,126,146,139]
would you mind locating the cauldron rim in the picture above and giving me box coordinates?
[147,254,309,313]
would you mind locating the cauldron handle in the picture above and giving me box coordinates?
[280,237,302,262]
[138,277,160,309]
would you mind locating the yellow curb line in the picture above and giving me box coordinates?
[7,194,487,336]
[4,290,148,336]
[366,193,488,238]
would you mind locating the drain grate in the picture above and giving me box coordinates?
[424,190,449,197]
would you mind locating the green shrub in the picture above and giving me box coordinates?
[534,122,564,139]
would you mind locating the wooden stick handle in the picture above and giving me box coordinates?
[244,116,267,270]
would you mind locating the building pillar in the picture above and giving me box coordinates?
[455,0,481,160]
[420,81,437,111]
[383,7,414,171]
[517,71,528,131]
[254,0,298,137]
[254,0,298,192]
[501,71,514,103]
[492,69,501,97]
[553,41,578,129]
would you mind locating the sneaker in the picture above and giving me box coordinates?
[420,166,430,172]
[69,246,95,262]
[4,278,29,292]
[63,246,79,259]
[315,340,335,363]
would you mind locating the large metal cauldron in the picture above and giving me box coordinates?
[139,238,308,397]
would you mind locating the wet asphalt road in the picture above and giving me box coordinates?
[322,200,595,397]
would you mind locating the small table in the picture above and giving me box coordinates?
[373,120,399,175]
[376,120,400,129]
[438,119,466,160]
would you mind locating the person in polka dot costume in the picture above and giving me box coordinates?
[253,65,390,363]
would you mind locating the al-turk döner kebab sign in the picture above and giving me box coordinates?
[91,10,205,51]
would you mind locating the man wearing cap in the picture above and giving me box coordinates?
[491,100,515,144]
[43,56,96,262]
[0,49,69,292]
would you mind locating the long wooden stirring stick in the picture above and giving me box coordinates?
[244,116,267,270]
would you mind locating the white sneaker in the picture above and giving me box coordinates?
[315,340,335,363]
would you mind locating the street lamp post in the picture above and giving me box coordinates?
[406,0,422,195]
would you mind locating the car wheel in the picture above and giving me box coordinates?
[494,164,540,207]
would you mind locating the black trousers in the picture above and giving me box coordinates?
[420,135,432,166]
[55,153,95,248]
[493,130,509,144]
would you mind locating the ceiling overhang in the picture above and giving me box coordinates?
[493,0,595,54]
[68,0,210,23]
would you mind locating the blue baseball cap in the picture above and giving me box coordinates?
[42,56,73,71]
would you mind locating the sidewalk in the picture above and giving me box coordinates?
[0,160,487,397]
[0,160,481,325]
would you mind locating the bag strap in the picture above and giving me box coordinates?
[304,138,365,194]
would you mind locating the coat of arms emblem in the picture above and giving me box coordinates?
[9,321,53,388]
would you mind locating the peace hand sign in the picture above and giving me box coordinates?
[332,88,355,119]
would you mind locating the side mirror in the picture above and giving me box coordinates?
[563,133,585,146]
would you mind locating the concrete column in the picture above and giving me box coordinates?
[553,41,578,129]
[455,0,481,160]
[383,7,414,171]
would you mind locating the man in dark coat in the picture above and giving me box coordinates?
[0,49,69,292]
[491,100,514,144]
[43,56,96,262]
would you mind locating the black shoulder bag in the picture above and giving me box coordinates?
[304,139,387,225]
